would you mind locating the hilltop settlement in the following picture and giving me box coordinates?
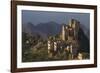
[22,19,89,62]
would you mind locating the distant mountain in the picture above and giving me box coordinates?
[36,21,61,36]
[22,21,89,39]
[80,24,90,39]
[22,22,35,34]
[78,23,90,52]
[22,21,62,39]
[78,27,90,53]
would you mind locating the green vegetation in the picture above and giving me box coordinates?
[22,32,89,62]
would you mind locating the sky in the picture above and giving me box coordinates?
[22,10,90,29]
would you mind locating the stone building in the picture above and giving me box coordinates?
[47,19,81,59]
[61,19,80,41]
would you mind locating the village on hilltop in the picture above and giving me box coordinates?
[47,19,87,60]
[22,19,89,62]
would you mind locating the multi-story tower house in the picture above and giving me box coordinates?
[61,19,79,42]
[61,19,80,59]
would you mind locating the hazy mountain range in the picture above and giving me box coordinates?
[22,21,89,39]
[22,21,62,39]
